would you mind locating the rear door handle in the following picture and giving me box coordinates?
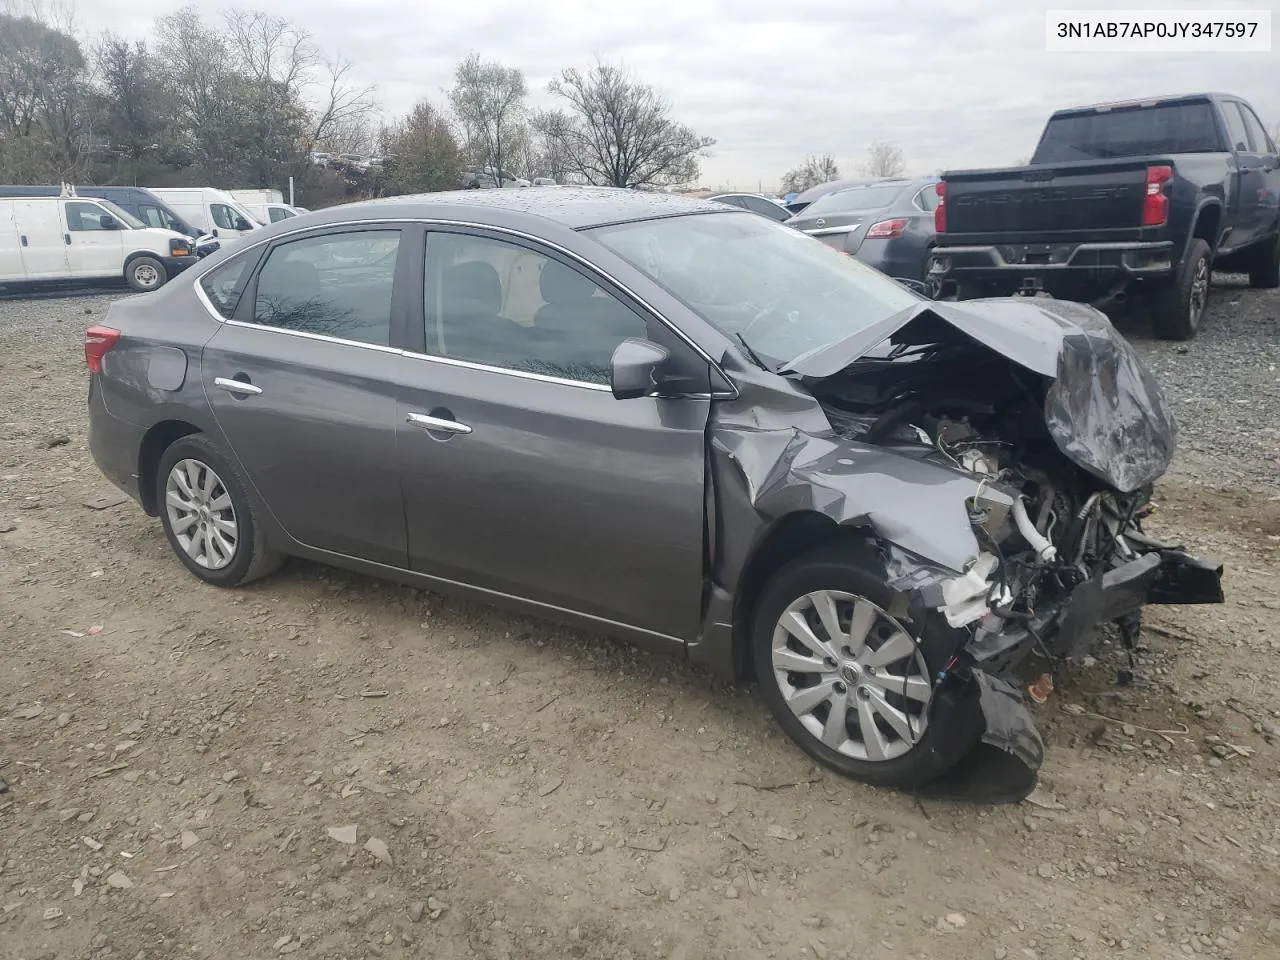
[406,412,471,435]
[214,377,263,396]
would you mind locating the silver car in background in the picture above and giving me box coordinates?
[786,178,942,284]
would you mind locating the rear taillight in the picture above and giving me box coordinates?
[865,218,909,240]
[934,182,946,233]
[1142,165,1172,226]
[84,326,120,373]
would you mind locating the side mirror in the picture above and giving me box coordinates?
[211,228,219,238]
[235,218,252,231]
[610,338,670,400]
[99,215,119,230]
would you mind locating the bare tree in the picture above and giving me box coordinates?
[780,153,839,194]
[859,139,906,178]
[221,11,376,159]
[449,53,526,181]
[306,56,377,155]
[538,60,713,189]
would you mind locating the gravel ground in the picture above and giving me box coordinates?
[1124,274,1280,491]
[2,281,1280,960]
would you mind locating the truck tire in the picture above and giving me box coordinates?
[126,256,168,292]
[1247,233,1280,289]
[1152,239,1211,341]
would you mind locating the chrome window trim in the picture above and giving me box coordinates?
[188,215,734,393]
[400,349,614,392]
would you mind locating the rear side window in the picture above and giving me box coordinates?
[1033,101,1221,161]
[268,207,295,223]
[1238,105,1272,154]
[199,257,253,318]
[252,230,401,346]
[914,184,941,212]
[1222,104,1252,153]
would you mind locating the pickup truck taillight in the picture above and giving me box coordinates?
[934,182,946,233]
[1142,165,1173,226]
[84,326,120,373]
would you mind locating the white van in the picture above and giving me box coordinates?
[229,189,304,225]
[146,188,262,247]
[0,195,198,291]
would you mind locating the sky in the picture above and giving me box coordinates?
[58,0,1280,191]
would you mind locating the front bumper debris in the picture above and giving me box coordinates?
[915,668,1045,804]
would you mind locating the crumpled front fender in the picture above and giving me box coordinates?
[714,424,991,575]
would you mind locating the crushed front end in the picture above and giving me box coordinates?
[791,297,1226,798]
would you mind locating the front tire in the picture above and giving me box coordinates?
[1152,239,1211,340]
[156,434,283,587]
[751,546,979,788]
[126,256,168,292]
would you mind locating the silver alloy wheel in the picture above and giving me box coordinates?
[1189,257,1209,323]
[771,590,932,762]
[132,261,160,289]
[164,458,238,570]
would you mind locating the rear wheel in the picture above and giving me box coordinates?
[1247,233,1280,289]
[751,546,979,788]
[1152,239,1211,340]
[156,434,283,587]
[126,256,167,292]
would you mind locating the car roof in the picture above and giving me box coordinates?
[324,186,731,230]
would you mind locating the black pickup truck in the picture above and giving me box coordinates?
[929,93,1280,339]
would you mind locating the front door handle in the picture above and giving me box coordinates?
[214,376,263,396]
[64,233,71,245]
[406,412,471,435]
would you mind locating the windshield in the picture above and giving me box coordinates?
[588,211,920,369]
[1032,101,1221,162]
[97,199,144,229]
[801,184,907,216]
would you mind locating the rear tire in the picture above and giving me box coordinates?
[126,256,167,292]
[1152,239,1211,341]
[156,434,283,588]
[1247,233,1280,289]
[751,545,979,789]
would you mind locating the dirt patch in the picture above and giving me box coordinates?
[3,300,1280,960]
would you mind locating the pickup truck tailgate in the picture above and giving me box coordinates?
[945,160,1153,235]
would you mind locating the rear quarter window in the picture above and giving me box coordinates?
[199,257,253,318]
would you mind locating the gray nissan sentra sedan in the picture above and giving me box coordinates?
[85,187,1223,795]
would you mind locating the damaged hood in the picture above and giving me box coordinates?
[782,296,1178,493]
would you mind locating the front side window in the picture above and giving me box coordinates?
[137,204,167,229]
[590,211,920,370]
[212,203,254,231]
[423,231,649,385]
[65,200,118,232]
[268,207,295,223]
[252,230,401,346]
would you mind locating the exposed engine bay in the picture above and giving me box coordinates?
[810,328,1224,676]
